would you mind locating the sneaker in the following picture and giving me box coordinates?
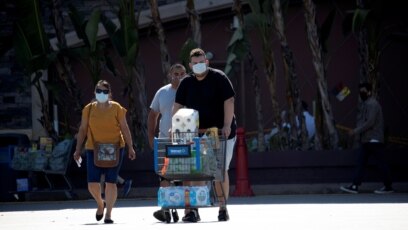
[182,209,200,222]
[122,179,132,198]
[153,209,171,223]
[374,186,394,194]
[340,184,358,194]
[171,209,179,223]
[195,209,201,221]
[218,208,229,221]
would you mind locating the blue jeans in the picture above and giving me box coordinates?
[352,143,392,188]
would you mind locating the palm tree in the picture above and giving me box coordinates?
[186,0,201,47]
[13,0,58,141]
[271,0,308,150]
[179,0,201,73]
[101,0,148,150]
[348,0,406,97]
[67,6,105,85]
[227,0,266,152]
[177,0,202,73]
[148,0,171,78]
[302,0,339,149]
[49,0,83,115]
[246,0,284,149]
[355,0,370,84]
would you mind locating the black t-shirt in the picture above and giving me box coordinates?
[175,68,237,139]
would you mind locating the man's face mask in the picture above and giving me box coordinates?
[192,63,207,75]
[359,90,369,101]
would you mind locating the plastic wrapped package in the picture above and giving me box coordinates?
[158,186,211,208]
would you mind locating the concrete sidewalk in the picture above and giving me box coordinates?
[1,193,408,230]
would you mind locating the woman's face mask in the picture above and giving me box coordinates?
[192,63,207,75]
[95,93,109,103]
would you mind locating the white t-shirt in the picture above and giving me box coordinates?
[295,111,316,140]
[149,84,176,138]
[303,111,315,139]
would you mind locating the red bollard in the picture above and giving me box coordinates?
[232,127,254,196]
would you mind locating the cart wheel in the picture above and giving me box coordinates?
[171,209,179,223]
[165,210,171,223]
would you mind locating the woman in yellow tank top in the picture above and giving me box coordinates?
[73,80,136,224]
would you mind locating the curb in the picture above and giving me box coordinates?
[15,182,408,202]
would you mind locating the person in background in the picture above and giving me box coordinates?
[73,80,136,224]
[117,175,132,197]
[300,101,315,141]
[340,82,393,194]
[173,48,237,222]
[100,175,133,199]
[147,63,186,222]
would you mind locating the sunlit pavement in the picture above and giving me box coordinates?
[1,193,408,230]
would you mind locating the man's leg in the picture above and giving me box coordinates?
[181,181,203,222]
[217,137,235,221]
[154,178,179,222]
[371,143,393,193]
[352,144,371,187]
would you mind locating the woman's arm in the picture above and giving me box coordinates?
[119,115,136,160]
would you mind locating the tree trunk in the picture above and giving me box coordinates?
[186,0,201,47]
[271,0,309,150]
[247,53,266,151]
[233,0,265,152]
[264,50,284,150]
[149,0,171,78]
[50,0,83,114]
[356,0,370,83]
[130,60,148,150]
[33,73,58,141]
[303,0,339,149]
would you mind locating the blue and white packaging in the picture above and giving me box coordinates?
[158,186,211,208]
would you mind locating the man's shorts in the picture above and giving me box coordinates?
[224,136,236,171]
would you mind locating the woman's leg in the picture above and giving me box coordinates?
[88,182,104,216]
[102,149,123,222]
[104,182,117,221]
[86,150,104,219]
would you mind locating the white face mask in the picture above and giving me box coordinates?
[192,63,207,75]
[95,93,109,103]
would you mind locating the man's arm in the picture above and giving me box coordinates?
[147,109,160,149]
[223,97,235,137]
[172,102,183,116]
[119,114,136,160]
[353,101,379,135]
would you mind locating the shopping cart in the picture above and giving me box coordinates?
[153,129,227,223]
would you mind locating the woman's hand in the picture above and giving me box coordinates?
[73,149,81,161]
[128,147,136,160]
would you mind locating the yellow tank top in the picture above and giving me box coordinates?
[83,101,126,149]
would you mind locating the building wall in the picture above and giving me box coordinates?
[0,52,32,131]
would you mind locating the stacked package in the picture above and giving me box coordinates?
[161,135,218,177]
[164,108,199,175]
[158,186,211,208]
[172,108,199,141]
[160,110,218,178]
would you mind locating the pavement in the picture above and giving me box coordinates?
[1,192,408,230]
